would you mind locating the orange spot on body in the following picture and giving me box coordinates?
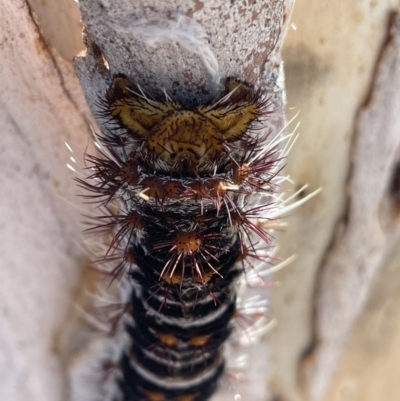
[163,272,182,285]
[194,270,214,283]
[145,391,165,401]
[177,395,195,401]
[233,163,250,184]
[157,333,178,347]
[189,179,227,198]
[189,334,210,347]
[141,177,186,199]
[175,232,201,254]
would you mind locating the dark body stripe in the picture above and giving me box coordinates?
[119,352,224,401]
[117,208,240,400]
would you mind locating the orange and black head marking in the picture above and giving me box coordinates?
[103,75,267,173]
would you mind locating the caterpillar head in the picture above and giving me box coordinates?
[105,77,263,173]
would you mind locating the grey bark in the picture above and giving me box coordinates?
[300,12,400,400]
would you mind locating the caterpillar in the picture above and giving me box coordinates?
[72,72,287,401]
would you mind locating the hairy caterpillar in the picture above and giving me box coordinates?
[70,70,294,401]
[63,7,323,400]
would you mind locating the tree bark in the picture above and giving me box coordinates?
[1,1,399,401]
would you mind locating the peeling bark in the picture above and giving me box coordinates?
[300,12,400,401]
[0,1,91,401]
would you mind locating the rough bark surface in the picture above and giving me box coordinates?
[0,1,92,401]
[300,12,400,400]
[74,0,293,133]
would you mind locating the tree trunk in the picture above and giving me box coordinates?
[1,1,399,401]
